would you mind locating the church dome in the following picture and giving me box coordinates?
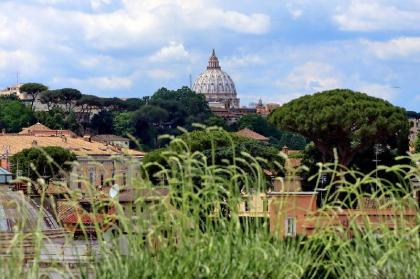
[193,49,240,108]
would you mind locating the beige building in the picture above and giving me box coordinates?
[0,124,145,192]
[0,83,29,100]
[92,134,131,148]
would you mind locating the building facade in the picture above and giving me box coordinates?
[0,124,144,192]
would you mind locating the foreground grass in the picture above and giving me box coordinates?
[2,128,419,278]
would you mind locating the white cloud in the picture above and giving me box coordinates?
[150,42,189,62]
[363,37,420,59]
[276,62,342,93]
[90,0,112,10]
[356,83,397,101]
[334,1,420,31]
[0,49,42,73]
[147,69,177,80]
[52,76,133,90]
[223,54,264,68]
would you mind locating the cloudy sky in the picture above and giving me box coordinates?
[0,0,419,110]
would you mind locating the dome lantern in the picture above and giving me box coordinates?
[207,49,221,70]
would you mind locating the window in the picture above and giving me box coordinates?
[285,217,296,237]
[100,174,104,186]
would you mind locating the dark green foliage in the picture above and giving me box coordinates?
[204,116,229,130]
[143,129,284,183]
[0,98,35,132]
[237,113,307,150]
[237,113,281,138]
[39,90,61,110]
[10,146,76,181]
[90,110,114,134]
[113,112,135,137]
[20,83,48,110]
[35,107,79,131]
[406,111,420,119]
[269,89,409,166]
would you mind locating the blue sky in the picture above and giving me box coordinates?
[0,0,419,110]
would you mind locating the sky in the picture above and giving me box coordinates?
[0,0,419,110]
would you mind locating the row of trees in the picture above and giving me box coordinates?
[2,83,308,151]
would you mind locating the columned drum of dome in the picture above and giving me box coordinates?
[193,49,240,108]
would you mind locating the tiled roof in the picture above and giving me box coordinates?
[92,134,130,142]
[19,122,77,138]
[235,128,269,141]
[0,134,145,157]
[19,122,50,133]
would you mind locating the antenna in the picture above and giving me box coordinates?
[16,72,19,85]
[189,74,192,89]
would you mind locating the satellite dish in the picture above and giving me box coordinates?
[109,184,120,199]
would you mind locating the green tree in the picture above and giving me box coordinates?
[237,114,307,150]
[10,146,76,181]
[204,116,229,130]
[113,112,135,137]
[143,130,284,182]
[152,87,211,126]
[237,114,281,138]
[0,98,35,132]
[269,89,409,166]
[90,110,114,134]
[20,83,48,110]
[58,88,82,112]
[35,107,66,130]
[132,105,169,148]
[39,90,61,110]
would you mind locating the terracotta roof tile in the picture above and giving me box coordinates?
[0,134,145,157]
[235,128,269,141]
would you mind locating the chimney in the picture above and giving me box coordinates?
[62,135,67,143]
[282,145,289,156]
[1,129,5,135]
[83,135,92,142]
[32,140,38,147]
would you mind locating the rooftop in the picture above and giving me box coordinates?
[92,134,130,142]
[235,128,269,141]
[0,134,144,157]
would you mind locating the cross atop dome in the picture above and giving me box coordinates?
[207,49,221,69]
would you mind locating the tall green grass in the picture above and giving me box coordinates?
[2,127,419,278]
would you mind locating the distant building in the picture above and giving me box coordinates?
[193,49,240,109]
[268,192,417,239]
[0,83,29,100]
[18,122,77,138]
[409,117,420,144]
[210,107,257,124]
[92,134,131,148]
[255,98,280,116]
[0,123,144,191]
